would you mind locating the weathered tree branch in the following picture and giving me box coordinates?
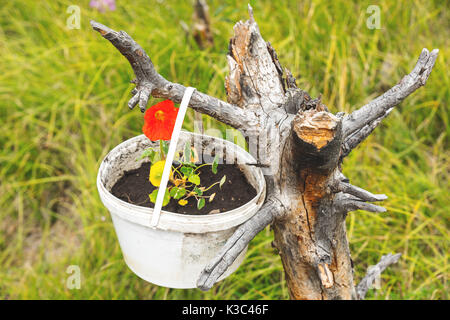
[334,181,387,202]
[341,48,439,157]
[341,107,393,158]
[225,5,285,111]
[197,197,284,291]
[331,171,387,215]
[284,68,298,89]
[90,20,258,131]
[356,253,402,299]
[334,193,386,214]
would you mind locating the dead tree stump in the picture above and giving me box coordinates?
[91,5,438,300]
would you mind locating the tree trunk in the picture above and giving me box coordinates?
[91,4,438,300]
[272,111,355,300]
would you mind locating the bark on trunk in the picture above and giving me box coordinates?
[91,4,438,300]
[272,111,356,300]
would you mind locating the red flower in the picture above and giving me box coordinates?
[143,100,178,141]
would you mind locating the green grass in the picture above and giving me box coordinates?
[0,0,448,299]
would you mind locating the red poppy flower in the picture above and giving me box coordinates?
[142,100,178,141]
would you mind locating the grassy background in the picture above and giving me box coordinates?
[0,0,448,299]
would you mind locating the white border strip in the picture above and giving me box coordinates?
[150,87,196,228]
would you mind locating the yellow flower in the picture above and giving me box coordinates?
[149,160,171,187]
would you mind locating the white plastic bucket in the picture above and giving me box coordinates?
[97,132,266,288]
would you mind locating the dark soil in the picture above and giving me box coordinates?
[111,162,257,215]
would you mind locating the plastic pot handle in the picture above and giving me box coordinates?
[150,87,196,228]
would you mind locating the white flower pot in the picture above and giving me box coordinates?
[97,132,266,288]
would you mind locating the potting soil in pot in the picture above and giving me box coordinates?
[111,162,257,215]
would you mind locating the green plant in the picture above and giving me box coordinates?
[142,142,226,210]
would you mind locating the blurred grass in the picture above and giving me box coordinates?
[0,0,448,299]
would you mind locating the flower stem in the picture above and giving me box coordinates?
[159,140,166,160]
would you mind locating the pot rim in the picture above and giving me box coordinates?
[97,132,266,233]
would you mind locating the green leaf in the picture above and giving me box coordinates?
[163,191,171,206]
[139,148,157,163]
[197,198,205,210]
[212,154,219,174]
[149,189,158,203]
[149,188,171,206]
[193,187,203,196]
[219,175,226,188]
[169,187,177,197]
[176,189,187,199]
[170,187,186,199]
[161,140,169,155]
[188,173,200,185]
[180,166,193,177]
